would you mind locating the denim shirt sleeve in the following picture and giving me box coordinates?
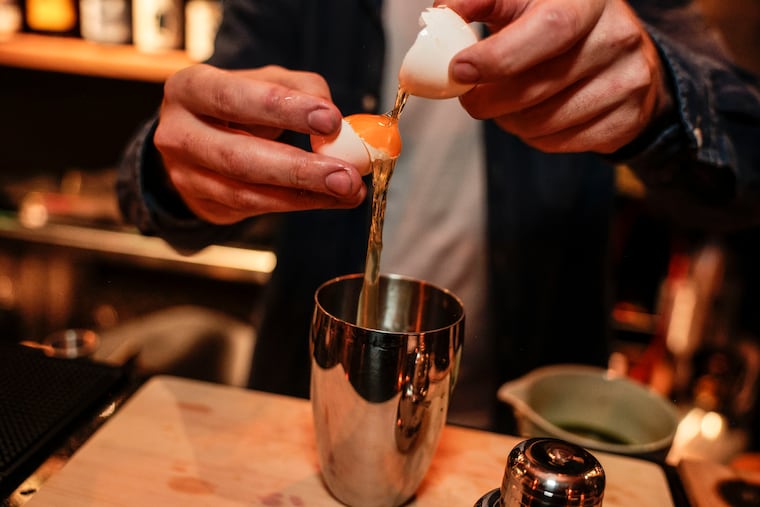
[116,116,248,252]
[611,3,760,231]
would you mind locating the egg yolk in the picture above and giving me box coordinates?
[345,114,402,158]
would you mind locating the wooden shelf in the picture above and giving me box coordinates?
[0,215,276,284]
[0,33,194,82]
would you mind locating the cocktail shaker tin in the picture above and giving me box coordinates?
[474,438,605,507]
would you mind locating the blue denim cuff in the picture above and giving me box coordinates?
[117,117,240,252]
[607,22,739,201]
[648,25,736,169]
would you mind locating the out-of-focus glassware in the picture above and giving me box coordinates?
[0,0,22,40]
[79,0,131,44]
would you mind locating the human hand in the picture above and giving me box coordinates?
[154,64,366,224]
[434,0,674,153]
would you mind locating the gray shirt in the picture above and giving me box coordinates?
[379,0,492,428]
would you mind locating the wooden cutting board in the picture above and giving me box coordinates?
[679,458,760,507]
[25,376,676,506]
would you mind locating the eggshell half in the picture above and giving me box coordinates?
[398,6,479,99]
[310,118,372,175]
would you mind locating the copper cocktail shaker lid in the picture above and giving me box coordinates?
[474,438,605,507]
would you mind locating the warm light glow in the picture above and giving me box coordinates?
[19,192,49,228]
[666,281,697,355]
[345,114,402,158]
[99,401,117,419]
[700,411,724,440]
[670,407,702,452]
[26,0,77,32]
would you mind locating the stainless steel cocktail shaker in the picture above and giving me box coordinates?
[310,273,465,507]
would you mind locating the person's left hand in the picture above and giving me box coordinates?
[435,0,674,154]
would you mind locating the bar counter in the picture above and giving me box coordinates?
[21,375,676,506]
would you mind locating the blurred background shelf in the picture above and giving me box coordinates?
[0,215,276,284]
[0,33,192,82]
[0,30,273,346]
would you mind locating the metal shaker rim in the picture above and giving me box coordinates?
[501,438,605,507]
[313,272,465,334]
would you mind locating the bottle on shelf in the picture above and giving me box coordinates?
[184,0,219,61]
[0,0,23,39]
[132,0,182,52]
[79,0,131,44]
[24,0,80,36]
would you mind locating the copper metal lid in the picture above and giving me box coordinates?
[500,438,605,507]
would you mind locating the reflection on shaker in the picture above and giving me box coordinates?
[132,0,182,52]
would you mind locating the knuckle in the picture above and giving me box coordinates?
[542,6,581,43]
[153,121,188,155]
[291,68,332,98]
[620,56,653,97]
[165,64,206,99]
[616,22,644,52]
[210,82,243,117]
[152,122,170,151]
[520,81,553,108]
[162,71,183,99]
[302,70,329,89]
[261,85,286,117]
[259,64,281,74]
[226,186,250,211]
[216,141,245,175]
[287,155,311,188]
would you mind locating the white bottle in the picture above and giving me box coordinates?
[0,0,22,40]
[132,0,182,52]
[184,0,220,61]
[79,0,131,44]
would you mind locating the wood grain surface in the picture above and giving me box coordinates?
[25,376,676,506]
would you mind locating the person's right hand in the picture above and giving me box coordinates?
[153,64,367,224]
[436,0,674,155]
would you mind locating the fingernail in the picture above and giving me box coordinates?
[308,107,340,135]
[452,61,480,84]
[324,169,355,197]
